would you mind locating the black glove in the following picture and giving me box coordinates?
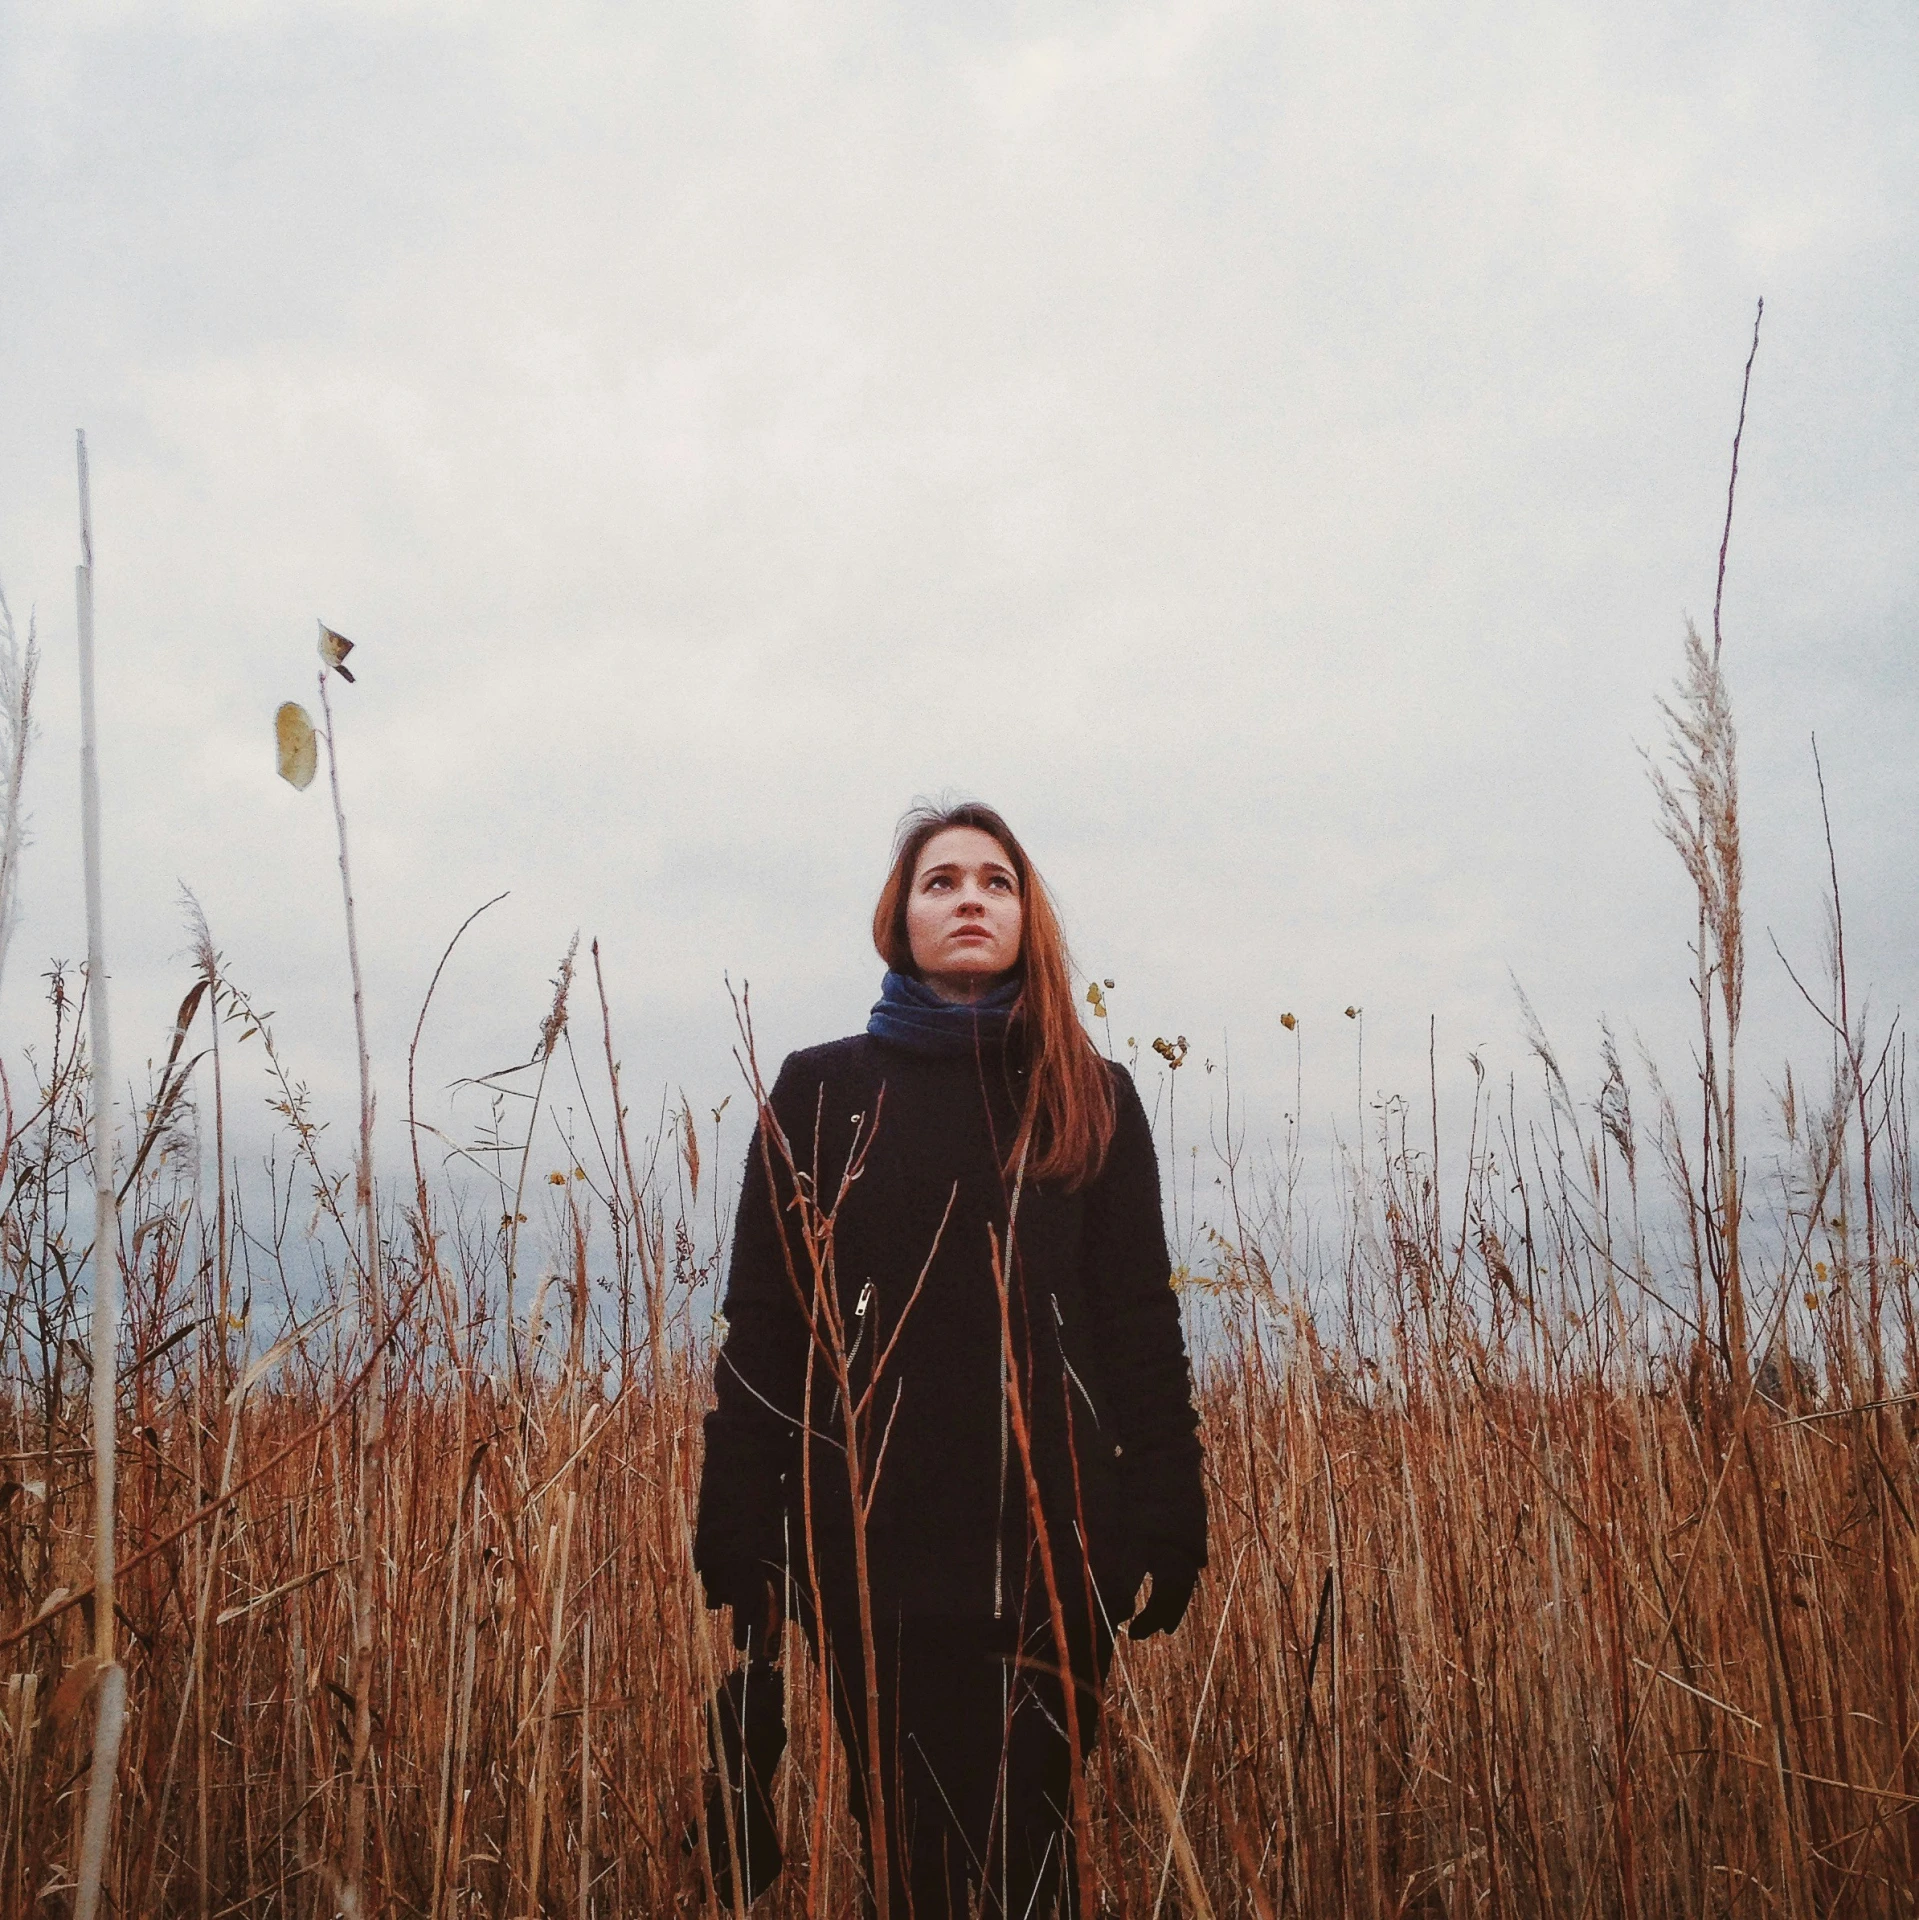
[701,1556,784,1655]
[1128,1547,1198,1640]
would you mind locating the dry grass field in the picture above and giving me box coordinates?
[1,461,1915,1913]
[2,803,1915,1919]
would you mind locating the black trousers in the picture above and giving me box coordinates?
[803,1600,1112,1920]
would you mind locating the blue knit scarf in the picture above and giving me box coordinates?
[866,969,1021,1056]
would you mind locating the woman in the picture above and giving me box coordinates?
[694,801,1206,1918]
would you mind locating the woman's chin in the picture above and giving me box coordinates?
[923,963,1013,1004]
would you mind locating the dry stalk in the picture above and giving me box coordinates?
[988,1205,1095,1920]
[313,659,384,1917]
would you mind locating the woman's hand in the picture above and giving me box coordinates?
[1127,1548,1198,1639]
[702,1557,786,1657]
[729,1574,785,1657]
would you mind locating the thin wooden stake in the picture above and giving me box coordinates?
[73,428,126,1920]
[75,431,114,1660]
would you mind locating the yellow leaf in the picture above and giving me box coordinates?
[275,703,316,790]
[1279,1012,1296,1031]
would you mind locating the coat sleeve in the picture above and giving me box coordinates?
[693,1055,814,1602]
[1088,1065,1208,1570]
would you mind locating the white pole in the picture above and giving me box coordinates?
[74,427,125,1920]
[76,429,118,1655]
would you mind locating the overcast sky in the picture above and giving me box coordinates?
[1,0,1913,1211]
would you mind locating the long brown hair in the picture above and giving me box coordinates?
[873,801,1116,1189]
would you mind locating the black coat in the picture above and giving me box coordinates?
[693,1034,1206,1623]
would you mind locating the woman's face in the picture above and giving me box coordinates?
[905,825,1023,1003]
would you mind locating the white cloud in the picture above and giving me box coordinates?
[0,0,1913,1189]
